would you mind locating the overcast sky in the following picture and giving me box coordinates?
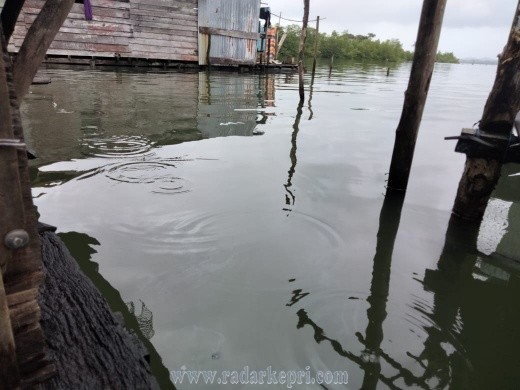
[264,0,518,59]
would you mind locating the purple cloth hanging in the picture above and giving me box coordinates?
[84,0,93,21]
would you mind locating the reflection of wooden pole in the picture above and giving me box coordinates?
[387,0,447,191]
[452,2,520,221]
[298,0,310,101]
[311,16,320,76]
[361,192,404,389]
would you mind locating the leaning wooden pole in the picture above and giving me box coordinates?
[311,16,320,76]
[1,0,27,43]
[298,0,310,101]
[13,0,75,100]
[387,0,447,191]
[452,2,520,221]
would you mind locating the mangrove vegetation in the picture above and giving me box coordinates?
[276,25,459,64]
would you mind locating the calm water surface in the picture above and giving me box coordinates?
[23,63,520,389]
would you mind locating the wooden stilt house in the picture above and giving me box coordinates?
[7,0,263,66]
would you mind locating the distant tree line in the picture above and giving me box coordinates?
[275,25,459,64]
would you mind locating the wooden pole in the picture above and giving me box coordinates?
[298,0,310,101]
[452,2,520,221]
[1,0,26,44]
[13,0,75,100]
[0,273,19,389]
[387,0,447,191]
[0,25,21,388]
[311,16,320,76]
[206,34,211,68]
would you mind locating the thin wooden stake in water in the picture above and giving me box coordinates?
[298,0,310,101]
[311,16,320,76]
[387,0,447,191]
[452,1,520,221]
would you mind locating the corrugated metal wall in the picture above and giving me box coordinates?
[198,0,260,65]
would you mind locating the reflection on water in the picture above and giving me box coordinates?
[26,64,520,389]
[127,300,155,340]
[283,101,303,213]
[58,231,174,389]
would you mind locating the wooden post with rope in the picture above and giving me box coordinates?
[451,2,520,221]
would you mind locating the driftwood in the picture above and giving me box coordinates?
[35,231,159,390]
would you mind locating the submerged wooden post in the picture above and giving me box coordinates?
[387,0,447,191]
[13,0,75,99]
[452,2,520,221]
[298,0,310,101]
[311,16,320,76]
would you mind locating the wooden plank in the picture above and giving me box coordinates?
[199,26,259,41]
[53,32,131,46]
[132,0,197,8]
[129,43,196,55]
[130,5,196,16]
[129,50,197,61]
[9,299,40,330]
[130,37,195,49]
[6,288,38,307]
[130,13,197,27]
[133,30,197,41]
[132,19,197,32]
[0,274,20,389]
[54,26,133,37]
[22,8,133,25]
[23,15,134,33]
[50,40,131,53]
[133,25,197,36]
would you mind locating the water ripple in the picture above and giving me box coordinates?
[104,159,191,195]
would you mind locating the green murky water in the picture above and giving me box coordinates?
[23,62,520,389]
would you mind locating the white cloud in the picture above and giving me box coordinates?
[266,0,517,58]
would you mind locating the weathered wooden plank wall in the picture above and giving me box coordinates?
[8,0,198,62]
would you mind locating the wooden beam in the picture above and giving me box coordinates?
[298,0,310,101]
[0,24,21,389]
[13,0,76,100]
[1,0,26,44]
[387,0,447,191]
[452,2,520,221]
[198,26,259,41]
